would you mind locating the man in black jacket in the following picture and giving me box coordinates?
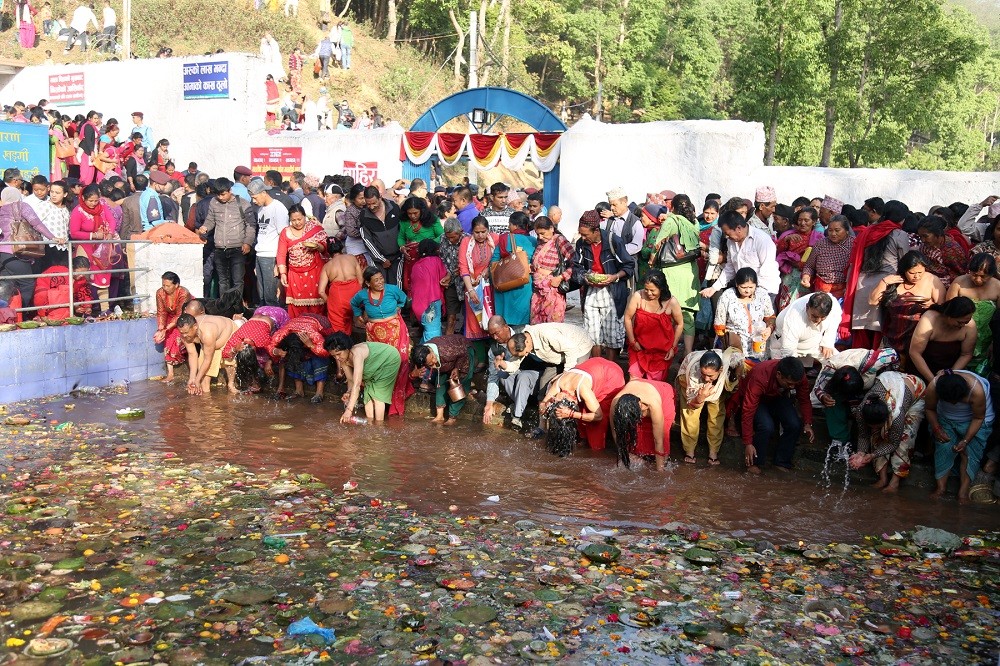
[359,185,403,286]
[573,210,635,361]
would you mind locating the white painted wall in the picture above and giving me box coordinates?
[1,54,268,176]
[135,242,204,314]
[248,124,405,185]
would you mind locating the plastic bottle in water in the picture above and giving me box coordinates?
[132,297,142,313]
[347,415,368,425]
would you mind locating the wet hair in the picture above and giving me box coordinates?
[968,252,998,277]
[324,332,354,353]
[471,215,490,231]
[936,372,971,403]
[362,266,383,285]
[861,394,891,426]
[807,292,833,317]
[509,332,529,354]
[917,215,946,237]
[643,269,672,302]
[234,345,266,392]
[509,211,531,231]
[699,351,723,371]
[412,344,434,368]
[896,251,929,278]
[533,216,554,231]
[161,271,180,284]
[278,333,306,375]
[545,398,579,458]
[827,367,863,400]
[176,313,197,329]
[612,395,642,468]
[718,210,749,231]
[417,239,439,258]
[929,296,975,318]
[732,267,758,290]
[671,194,697,223]
[775,357,805,382]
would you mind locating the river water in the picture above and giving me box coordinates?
[74,381,1000,544]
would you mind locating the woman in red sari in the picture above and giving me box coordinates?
[539,357,627,454]
[69,185,119,314]
[624,270,684,381]
[278,204,328,317]
[153,271,192,382]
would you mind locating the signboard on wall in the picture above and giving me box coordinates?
[0,122,50,180]
[48,72,85,106]
[343,161,379,186]
[182,61,230,100]
[250,147,303,181]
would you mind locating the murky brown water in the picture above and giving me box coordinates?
[64,381,1000,544]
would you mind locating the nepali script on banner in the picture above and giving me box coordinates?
[0,122,48,181]
[343,161,378,187]
[48,72,85,106]
[401,132,561,172]
[250,147,303,181]
[183,61,230,100]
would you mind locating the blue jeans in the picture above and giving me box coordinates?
[341,45,351,69]
[255,256,280,306]
[753,395,803,469]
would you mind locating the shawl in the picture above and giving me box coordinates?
[839,220,901,338]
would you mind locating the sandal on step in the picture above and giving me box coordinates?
[707,457,721,466]
[684,455,697,464]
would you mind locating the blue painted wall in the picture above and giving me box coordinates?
[0,319,162,404]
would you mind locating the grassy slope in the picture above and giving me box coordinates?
[0,0,459,127]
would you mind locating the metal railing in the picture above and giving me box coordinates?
[0,239,152,317]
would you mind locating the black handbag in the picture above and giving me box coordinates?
[555,248,573,294]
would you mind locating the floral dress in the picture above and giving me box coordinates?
[530,234,574,324]
[156,286,192,366]
[714,287,774,358]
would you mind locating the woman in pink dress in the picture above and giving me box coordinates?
[69,185,119,314]
[16,0,36,49]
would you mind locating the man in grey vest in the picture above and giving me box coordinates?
[605,186,646,262]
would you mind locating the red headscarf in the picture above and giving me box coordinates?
[838,220,902,339]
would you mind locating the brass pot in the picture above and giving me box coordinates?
[447,377,466,402]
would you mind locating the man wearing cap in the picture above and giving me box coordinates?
[336,100,355,128]
[129,112,153,153]
[605,186,646,260]
[199,178,257,296]
[149,170,180,223]
[819,195,843,227]
[482,182,514,235]
[751,186,777,238]
[248,178,288,307]
[231,166,253,202]
[321,183,346,238]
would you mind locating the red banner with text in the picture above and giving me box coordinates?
[250,147,302,181]
[343,161,379,187]
[48,72,85,106]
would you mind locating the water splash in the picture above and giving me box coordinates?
[821,440,853,491]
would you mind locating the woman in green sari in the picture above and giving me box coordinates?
[650,194,701,357]
[946,253,1000,376]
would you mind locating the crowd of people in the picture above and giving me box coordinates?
[2,99,1000,502]
[6,0,119,53]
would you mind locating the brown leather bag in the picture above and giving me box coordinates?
[9,203,46,260]
[55,138,76,159]
[490,233,530,292]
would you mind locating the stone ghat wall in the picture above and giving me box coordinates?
[0,319,160,404]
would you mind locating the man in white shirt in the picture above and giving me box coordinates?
[768,292,841,363]
[605,186,646,258]
[65,0,99,53]
[701,210,780,299]
[100,0,116,52]
[247,178,289,307]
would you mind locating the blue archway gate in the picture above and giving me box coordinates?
[402,87,566,206]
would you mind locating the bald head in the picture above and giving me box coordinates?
[184,299,206,316]
[371,178,386,196]
[487,315,512,343]
[548,205,562,225]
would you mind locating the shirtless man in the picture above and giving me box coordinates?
[318,239,364,336]
[176,313,239,395]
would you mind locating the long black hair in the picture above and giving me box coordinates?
[545,398,579,458]
[234,345,267,392]
[612,395,642,468]
[278,333,306,375]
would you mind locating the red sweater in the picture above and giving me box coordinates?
[740,359,812,445]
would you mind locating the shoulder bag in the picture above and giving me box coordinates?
[55,137,77,159]
[554,239,574,294]
[9,203,46,260]
[491,233,530,293]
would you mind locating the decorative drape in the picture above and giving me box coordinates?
[401,132,562,172]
